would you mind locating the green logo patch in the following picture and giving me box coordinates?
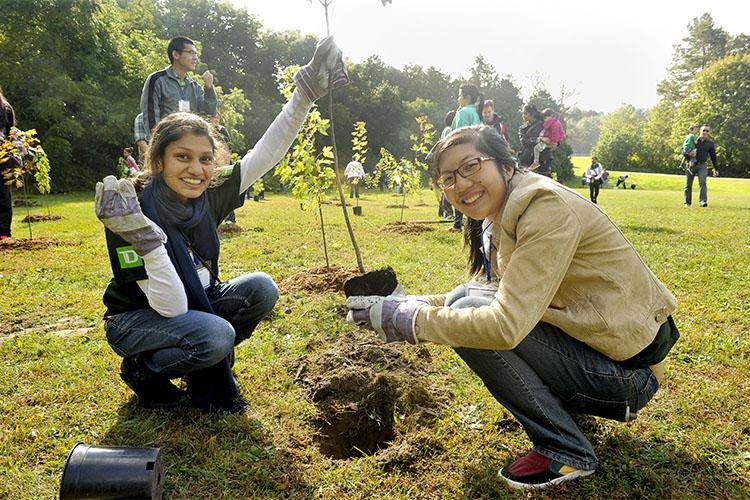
[116,246,143,269]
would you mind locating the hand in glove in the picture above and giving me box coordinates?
[94,176,167,256]
[347,297,427,344]
[294,36,349,102]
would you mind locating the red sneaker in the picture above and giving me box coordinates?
[0,235,9,240]
[499,450,594,490]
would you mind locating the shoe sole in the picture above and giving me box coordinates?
[499,468,595,490]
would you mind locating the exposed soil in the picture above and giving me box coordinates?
[343,267,398,297]
[380,222,433,235]
[385,204,408,209]
[218,223,245,235]
[278,265,360,294]
[13,199,40,207]
[21,214,64,223]
[0,237,61,251]
[291,329,449,459]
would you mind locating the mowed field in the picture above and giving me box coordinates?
[1,168,749,498]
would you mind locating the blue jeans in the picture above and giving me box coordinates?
[684,162,708,205]
[104,272,279,378]
[446,284,660,470]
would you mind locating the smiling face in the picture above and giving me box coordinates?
[159,133,214,202]
[438,143,512,221]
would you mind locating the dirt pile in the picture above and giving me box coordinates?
[291,329,449,459]
[278,266,359,294]
[21,214,64,223]
[380,222,433,235]
[0,237,61,251]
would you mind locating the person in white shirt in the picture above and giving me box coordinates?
[344,160,365,198]
[584,157,604,204]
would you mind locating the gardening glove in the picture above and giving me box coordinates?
[347,297,427,345]
[94,175,166,256]
[294,36,349,102]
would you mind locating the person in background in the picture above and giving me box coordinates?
[518,104,551,177]
[140,36,218,140]
[347,125,679,490]
[344,160,365,199]
[134,113,148,158]
[584,156,604,204]
[481,100,510,146]
[0,86,16,240]
[684,125,719,208]
[448,84,483,232]
[680,125,698,172]
[96,37,347,414]
[616,174,628,189]
[122,148,141,177]
[441,110,456,139]
[530,108,565,171]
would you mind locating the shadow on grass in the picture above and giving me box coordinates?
[460,429,747,499]
[622,224,681,235]
[100,399,313,498]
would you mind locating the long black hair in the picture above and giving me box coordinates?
[430,125,519,275]
[460,84,485,118]
[523,103,543,123]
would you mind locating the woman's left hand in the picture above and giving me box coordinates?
[346,297,427,344]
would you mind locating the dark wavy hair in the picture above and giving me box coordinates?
[459,83,485,117]
[430,125,519,275]
[133,112,230,190]
[523,103,543,123]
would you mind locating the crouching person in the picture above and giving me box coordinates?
[347,125,679,489]
[96,37,348,413]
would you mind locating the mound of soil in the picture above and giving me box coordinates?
[278,265,359,294]
[218,223,244,235]
[381,222,433,235]
[21,214,64,223]
[291,330,449,459]
[0,237,61,251]
[385,204,408,209]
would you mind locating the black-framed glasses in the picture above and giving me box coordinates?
[181,49,199,56]
[437,157,495,189]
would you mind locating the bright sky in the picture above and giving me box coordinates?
[234,0,749,112]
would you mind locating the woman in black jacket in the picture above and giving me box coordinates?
[0,86,15,239]
[518,104,551,177]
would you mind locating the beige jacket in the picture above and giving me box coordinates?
[415,171,677,363]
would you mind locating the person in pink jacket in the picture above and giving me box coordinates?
[530,108,566,170]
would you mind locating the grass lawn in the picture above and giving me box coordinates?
[1,172,749,498]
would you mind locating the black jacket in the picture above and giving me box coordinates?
[695,137,717,167]
[0,102,14,139]
[518,119,550,167]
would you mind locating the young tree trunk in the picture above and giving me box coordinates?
[400,191,406,222]
[317,196,330,268]
[22,175,32,239]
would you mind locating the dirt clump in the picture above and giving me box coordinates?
[381,222,433,235]
[291,329,449,459]
[279,265,359,294]
[21,214,64,223]
[343,267,398,297]
[0,237,61,251]
[14,198,40,207]
[385,204,408,209]
[218,223,244,235]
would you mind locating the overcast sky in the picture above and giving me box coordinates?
[234,0,749,112]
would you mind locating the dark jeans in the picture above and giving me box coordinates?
[684,162,708,205]
[0,182,11,237]
[588,180,601,204]
[453,209,464,229]
[439,193,453,218]
[446,287,659,470]
[104,272,279,377]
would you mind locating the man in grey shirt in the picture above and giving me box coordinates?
[140,36,218,139]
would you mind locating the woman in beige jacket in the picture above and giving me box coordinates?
[348,125,679,490]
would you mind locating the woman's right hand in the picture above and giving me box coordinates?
[293,36,349,102]
[94,176,166,256]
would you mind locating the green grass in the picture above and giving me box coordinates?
[1,176,749,498]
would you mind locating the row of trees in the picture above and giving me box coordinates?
[593,14,750,177]
[0,0,578,190]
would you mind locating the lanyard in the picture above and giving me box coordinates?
[481,223,493,282]
[185,240,222,285]
[178,82,187,101]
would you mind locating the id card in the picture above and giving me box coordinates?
[466,283,498,299]
[178,99,190,112]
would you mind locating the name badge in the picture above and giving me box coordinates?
[178,99,190,112]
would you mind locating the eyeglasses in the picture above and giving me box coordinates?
[701,129,710,133]
[437,157,495,189]
[181,50,199,56]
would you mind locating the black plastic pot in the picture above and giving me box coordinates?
[60,443,164,499]
[352,206,362,216]
[253,195,260,201]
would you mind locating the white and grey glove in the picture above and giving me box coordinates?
[294,36,349,102]
[346,289,427,344]
[94,176,166,256]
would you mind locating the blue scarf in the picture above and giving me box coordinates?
[140,177,220,313]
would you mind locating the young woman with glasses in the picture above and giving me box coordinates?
[347,125,680,490]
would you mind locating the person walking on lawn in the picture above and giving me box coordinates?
[347,125,679,490]
[684,125,719,207]
[96,37,348,414]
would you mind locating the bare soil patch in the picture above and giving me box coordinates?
[21,214,64,223]
[291,330,449,459]
[385,204,408,209]
[14,198,40,207]
[0,236,61,251]
[381,222,433,234]
[278,265,359,294]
